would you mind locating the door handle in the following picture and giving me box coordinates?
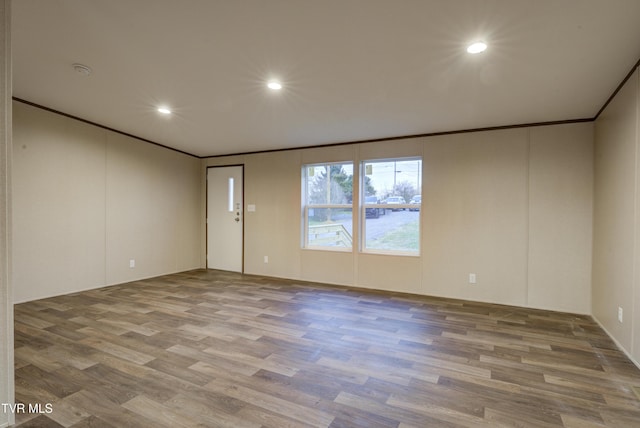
[234,217,240,222]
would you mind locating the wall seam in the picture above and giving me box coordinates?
[591,109,599,318]
[525,128,531,307]
[420,139,426,295]
[588,123,594,315]
[353,144,360,287]
[0,1,14,425]
[633,69,640,358]
[104,131,108,287]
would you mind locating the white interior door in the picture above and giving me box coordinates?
[207,166,243,272]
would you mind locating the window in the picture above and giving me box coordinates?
[303,162,354,249]
[361,158,422,254]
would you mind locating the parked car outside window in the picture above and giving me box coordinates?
[385,196,405,211]
[409,195,421,211]
[364,195,385,218]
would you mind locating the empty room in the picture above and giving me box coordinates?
[2,1,640,427]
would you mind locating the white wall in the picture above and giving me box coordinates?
[593,67,640,365]
[204,121,594,314]
[0,1,13,426]
[12,102,202,303]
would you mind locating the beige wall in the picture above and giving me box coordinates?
[12,95,595,323]
[205,121,594,314]
[12,102,202,303]
[528,125,594,312]
[1,1,13,426]
[636,70,640,362]
[593,68,640,364]
[422,129,530,306]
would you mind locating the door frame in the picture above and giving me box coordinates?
[205,164,245,272]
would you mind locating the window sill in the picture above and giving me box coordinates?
[360,249,420,257]
[302,246,353,253]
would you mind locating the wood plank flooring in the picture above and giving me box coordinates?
[11,269,640,427]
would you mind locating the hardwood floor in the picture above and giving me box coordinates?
[11,269,640,427]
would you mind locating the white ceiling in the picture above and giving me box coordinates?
[12,0,640,158]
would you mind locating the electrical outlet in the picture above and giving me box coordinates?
[264,256,269,264]
[469,273,476,284]
[129,259,135,268]
[618,306,623,323]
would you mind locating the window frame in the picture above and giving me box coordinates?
[302,161,354,251]
[360,157,422,256]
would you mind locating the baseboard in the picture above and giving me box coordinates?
[13,266,202,304]
[592,315,640,370]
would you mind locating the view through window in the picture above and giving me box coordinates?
[361,158,422,254]
[303,162,354,249]
[302,158,422,255]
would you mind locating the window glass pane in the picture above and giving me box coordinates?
[362,159,421,254]
[363,211,419,252]
[303,162,354,250]
[363,159,421,202]
[306,163,354,205]
[307,208,353,248]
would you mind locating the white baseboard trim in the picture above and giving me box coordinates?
[592,316,640,371]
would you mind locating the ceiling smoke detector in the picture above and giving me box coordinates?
[72,63,92,76]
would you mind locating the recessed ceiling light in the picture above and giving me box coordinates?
[157,107,172,115]
[72,63,92,76]
[467,41,487,54]
[267,81,282,90]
